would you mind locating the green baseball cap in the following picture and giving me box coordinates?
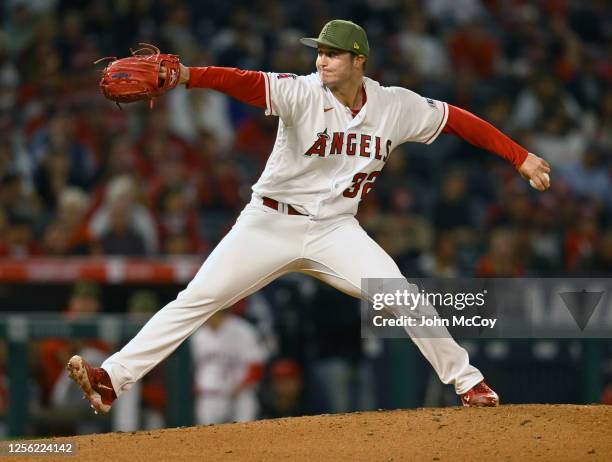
[71,281,101,299]
[300,20,370,58]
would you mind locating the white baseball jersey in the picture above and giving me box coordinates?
[191,314,266,424]
[252,73,448,219]
[191,314,266,396]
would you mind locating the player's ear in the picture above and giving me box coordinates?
[353,54,366,72]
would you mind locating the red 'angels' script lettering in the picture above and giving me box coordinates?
[360,134,371,157]
[304,130,329,156]
[346,133,357,156]
[305,131,390,160]
[330,132,344,155]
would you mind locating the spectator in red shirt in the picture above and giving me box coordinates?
[448,19,500,79]
[476,228,525,276]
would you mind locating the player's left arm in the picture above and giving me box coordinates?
[442,105,551,191]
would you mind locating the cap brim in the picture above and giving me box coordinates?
[299,37,352,53]
[299,37,320,49]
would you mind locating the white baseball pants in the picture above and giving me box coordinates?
[102,197,483,397]
[195,389,258,425]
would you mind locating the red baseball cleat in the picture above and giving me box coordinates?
[66,355,116,414]
[461,381,499,407]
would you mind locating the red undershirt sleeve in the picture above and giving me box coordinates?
[240,363,264,387]
[442,104,528,169]
[186,66,267,109]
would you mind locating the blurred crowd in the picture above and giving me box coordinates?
[1,280,358,435]
[0,0,610,275]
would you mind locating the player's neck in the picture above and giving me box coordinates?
[330,74,364,110]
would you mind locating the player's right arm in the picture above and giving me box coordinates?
[161,63,267,107]
[184,66,268,108]
[163,64,309,125]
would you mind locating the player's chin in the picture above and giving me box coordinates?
[320,75,336,87]
[319,71,332,82]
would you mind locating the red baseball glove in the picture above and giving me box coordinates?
[95,43,181,108]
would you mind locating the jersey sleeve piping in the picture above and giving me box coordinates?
[263,72,273,116]
[424,101,448,145]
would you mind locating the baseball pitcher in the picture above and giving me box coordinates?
[68,20,551,413]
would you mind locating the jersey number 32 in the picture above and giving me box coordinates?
[343,171,381,199]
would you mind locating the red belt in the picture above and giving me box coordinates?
[262,197,305,216]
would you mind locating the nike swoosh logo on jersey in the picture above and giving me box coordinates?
[324,107,334,112]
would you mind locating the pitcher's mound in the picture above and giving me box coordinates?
[44,404,612,461]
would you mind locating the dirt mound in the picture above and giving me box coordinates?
[20,404,612,461]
